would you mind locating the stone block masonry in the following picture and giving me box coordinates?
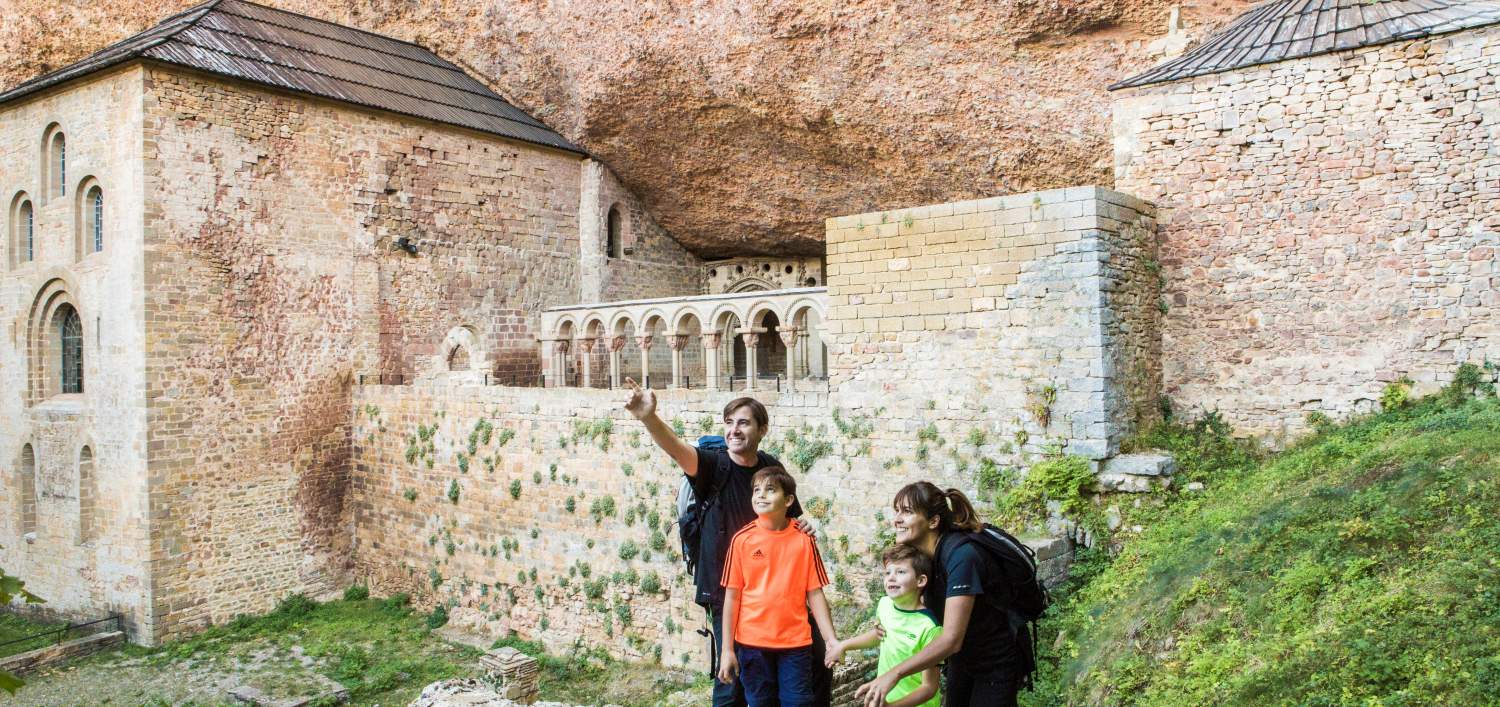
[823,187,1162,460]
[1114,24,1500,438]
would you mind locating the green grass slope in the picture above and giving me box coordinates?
[1031,377,1500,706]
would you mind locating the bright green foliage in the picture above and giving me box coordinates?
[589,496,617,523]
[565,496,576,513]
[670,418,686,436]
[998,454,1100,534]
[1032,390,1500,706]
[402,487,417,502]
[447,480,461,504]
[618,541,640,561]
[509,479,522,500]
[649,530,668,552]
[640,572,662,594]
[831,408,875,439]
[496,428,515,447]
[1380,375,1414,411]
[784,424,833,472]
[805,496,833,522]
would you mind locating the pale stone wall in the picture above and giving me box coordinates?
[823,187,1162,460]
[0,66,153,637]
[1113,26,1500,437]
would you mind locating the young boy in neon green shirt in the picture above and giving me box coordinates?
[825,544,942,707]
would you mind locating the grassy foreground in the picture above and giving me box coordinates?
[1026,378,1500,705]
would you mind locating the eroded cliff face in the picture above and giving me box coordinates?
[1,0,1253,256]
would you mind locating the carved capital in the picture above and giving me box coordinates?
[668,334,689,351]
[777,327,800,348]
[578,337,598,353]
[702,332,723,349]
[740,332,760,348]
[609,335,627,352]
[635,335,654,350]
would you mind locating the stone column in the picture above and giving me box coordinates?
[539,338,555,387]
[636,335,654,388]
[668,334,689,389]
[608,335,626,389]
[738,328,765,391]
[778,326,800,389]
[703,332,723,391]
[554,340,571,387]
[578,337,597,388]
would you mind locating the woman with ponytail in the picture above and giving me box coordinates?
[855,482,1023,707]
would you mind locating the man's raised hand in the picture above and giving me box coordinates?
[623,377,656,420]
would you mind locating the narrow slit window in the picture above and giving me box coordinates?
[90,187,103,252]
[22,200,33,262]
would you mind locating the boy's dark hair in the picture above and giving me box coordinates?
[882,543,933,580]
[723,397,769,428]
[750,466,796,499]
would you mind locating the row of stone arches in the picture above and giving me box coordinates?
[13,442,96,545]
[546,295,827,390]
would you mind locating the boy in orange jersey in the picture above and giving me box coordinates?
[718,466,838,707]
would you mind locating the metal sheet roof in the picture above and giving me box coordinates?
[1111,0,1500,90]
[0,0,584,154]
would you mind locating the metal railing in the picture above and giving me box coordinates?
[0,614,122,657]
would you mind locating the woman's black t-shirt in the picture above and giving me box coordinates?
[689,446,803,607]
[921,531,1018,672]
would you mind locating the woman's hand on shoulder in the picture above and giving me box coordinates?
[793,516,819,538]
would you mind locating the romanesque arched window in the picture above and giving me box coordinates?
[76,180,103,258]
[57,304,83,394]
[86,185,103,254]
[50,132,66,200]
[606,205,623,259]
[18,198,34,264]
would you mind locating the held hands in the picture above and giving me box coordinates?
[824,640,847,668]
[623,377,656,420]
[717,650,739,686]
[855,671,900,707]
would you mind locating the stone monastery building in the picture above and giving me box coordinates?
[1,0,1496,662]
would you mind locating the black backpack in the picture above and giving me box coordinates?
[676,435,726,603]
[948,523,1052,688]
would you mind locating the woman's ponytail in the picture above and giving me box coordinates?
[944,488,983,532]
[894,481,984,534]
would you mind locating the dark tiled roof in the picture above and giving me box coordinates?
[1111,0,1500,90]
[0,0,583,154]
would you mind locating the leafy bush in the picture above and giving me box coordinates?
[1380,376,1414,411]
[425,605,448,630]
[342,584,369,601]
[998,454,1100,533]
[618,540,640,561]
[509,479,523,500]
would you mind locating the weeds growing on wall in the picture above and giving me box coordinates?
[996,454,1101,534]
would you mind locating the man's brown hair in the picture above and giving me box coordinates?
[723,397,769,428]
[882,542,933,580]
[750,466,797,499]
